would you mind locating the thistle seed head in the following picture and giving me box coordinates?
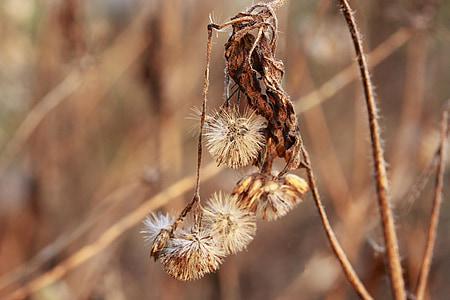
[232,172,309,221]
[141,213,174,245]
[204,108,266,169]
[202,192,257,255]
[141,213,174,259]
[160,230,225,281]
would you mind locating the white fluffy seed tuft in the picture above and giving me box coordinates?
[141,213,174,246]
[203,192,257,255]
[159,230,225,281]
[204,108,266,168]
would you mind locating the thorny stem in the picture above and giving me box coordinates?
[415,109,448,300]
[337,1,406,299]
[299,143,373,300]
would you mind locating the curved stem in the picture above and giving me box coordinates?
[300,143,373,300]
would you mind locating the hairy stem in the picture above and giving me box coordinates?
[415,109,448,300]
[336,1,406,299]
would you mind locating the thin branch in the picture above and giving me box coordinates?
[300,143,373,300]
[415,109,448,300]
[336,1,406,299]
[171,25,214,232]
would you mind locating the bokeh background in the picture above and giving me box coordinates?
[0,0,449,299]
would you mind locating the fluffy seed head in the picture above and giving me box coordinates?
[160,230,225,281]
[202,192,257,255]
[142,213,174,259]
[141,213,174,245]
[233,172,309,221]
[204,108,266,168]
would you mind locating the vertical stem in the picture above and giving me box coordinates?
[336,1,406,299]
[415,110,448,300]
[194,25,213,197]
[172,25,213,231]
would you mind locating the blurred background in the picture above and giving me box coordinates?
[0,0,449,299]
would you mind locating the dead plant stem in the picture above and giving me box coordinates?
[172,26,213,231]
[415,109,448,300]
[300,143,373,300]
[337,1,406,299]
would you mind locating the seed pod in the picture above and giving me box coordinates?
[150,229,171,260]
[232,172,309,221]
[141,213,174,260]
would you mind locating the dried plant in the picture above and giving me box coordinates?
[202,192,257,255]
[4,0,450,299]
[415,109,448,300]
[141,1,371,298]
[232,172,308,221]
[204,108,266,169]
[141,0,312,281]
[159,230,225,281]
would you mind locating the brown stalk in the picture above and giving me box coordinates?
[170,26,213,232]
[299,143,373,300]
[415,109,448,300]
[337,0,406,299]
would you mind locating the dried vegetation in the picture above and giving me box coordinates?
[0,0,448,299]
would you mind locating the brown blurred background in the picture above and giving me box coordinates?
[0,0,449,299]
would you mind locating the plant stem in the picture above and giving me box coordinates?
[172,25,213,232]
[300,143,373,300]
[336,1,406,299]
[415,109,448,300]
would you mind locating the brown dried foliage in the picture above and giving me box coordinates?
[220,4,302,173]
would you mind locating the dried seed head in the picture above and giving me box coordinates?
[141,213,174,259]
[160,230,225,281]
[150,229,171,260]
[204,108,266,168]
[202,192,257,255]
[142,213,174,245]
[233,172,309,221]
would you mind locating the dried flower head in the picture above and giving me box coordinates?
[141,213,174,245]
[202,192,257,255]
[233,173,309,221]
[141,213,174,259]
[160,230,225,281]
[204,108,266,169]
